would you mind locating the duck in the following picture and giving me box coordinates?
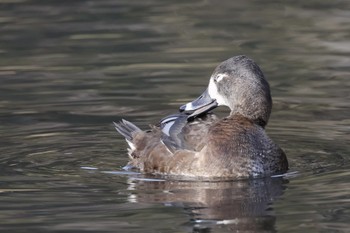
[114,55,288,179]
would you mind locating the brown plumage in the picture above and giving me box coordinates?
[114,55,288,179]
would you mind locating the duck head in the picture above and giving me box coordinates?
[180,55,272,127]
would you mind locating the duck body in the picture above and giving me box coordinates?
[115,55,288,179]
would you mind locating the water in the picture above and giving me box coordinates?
[1,0,350,232]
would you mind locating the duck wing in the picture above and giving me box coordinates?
[159,113,188,153]
[159,113,219,153]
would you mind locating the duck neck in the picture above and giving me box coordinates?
[253,118,267,128]
[230,110,267,128]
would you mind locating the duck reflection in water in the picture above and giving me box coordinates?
[127,176,288,232]
[115,55,289,231]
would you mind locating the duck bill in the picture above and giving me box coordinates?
[179,88,218,120]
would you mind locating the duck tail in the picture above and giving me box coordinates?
[113,120,142,157]
[113,119,141,141]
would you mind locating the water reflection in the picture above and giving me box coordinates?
[127,177,287,232]
[1,0,350,232]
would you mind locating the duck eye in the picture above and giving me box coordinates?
[214,74,225,83]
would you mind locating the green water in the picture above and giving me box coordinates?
[0,0,349,232]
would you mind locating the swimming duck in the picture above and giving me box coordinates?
[114,55,288,179]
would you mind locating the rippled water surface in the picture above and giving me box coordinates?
[1,0,350,232]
